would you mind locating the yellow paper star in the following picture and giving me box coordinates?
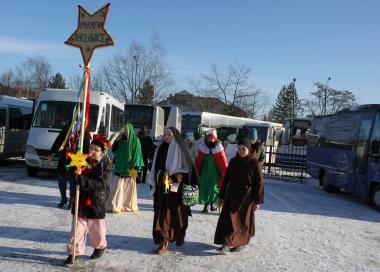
[65,3,115,65]
[67,152,89,172]
[164,174,170,193]
[129,168,138,178]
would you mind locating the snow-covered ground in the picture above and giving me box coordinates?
[0,159,379,272]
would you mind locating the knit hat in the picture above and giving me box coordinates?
[91,134,111,151]
[237,138,251,151]
[248,128,258,140]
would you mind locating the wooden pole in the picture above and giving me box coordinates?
[72,64,90,264]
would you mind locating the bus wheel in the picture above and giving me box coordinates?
[322,177,340,193]
[370,184,380,212]
[27,166,38,177]
[318,170,325,187]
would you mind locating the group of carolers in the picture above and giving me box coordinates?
[50,123,264,264]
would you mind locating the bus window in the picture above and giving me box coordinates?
[162,106,171,126]
[0,109,6,127]
[111,105,124,131]
[33,101,99,131]
[282,120,291,145]
[9,108,24,129]
[370,112,380,155]
[23,113,33,130]
[355,112,374,172]
[182,115,201,135]
[125,107,154,129]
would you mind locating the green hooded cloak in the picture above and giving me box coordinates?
[114,123,144,176]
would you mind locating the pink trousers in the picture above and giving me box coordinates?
[67,217,107,256]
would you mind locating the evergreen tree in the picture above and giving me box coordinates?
[268,81,301,123]
[139,80,155,104]
[48,73,66,89]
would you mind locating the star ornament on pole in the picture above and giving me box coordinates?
[67,152,90,174]
[65,3,115,66]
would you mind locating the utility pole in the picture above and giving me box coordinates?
[292,78,296,118]
[323,77,331,115]
[133,55,138,104]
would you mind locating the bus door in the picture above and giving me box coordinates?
[0,108,6,156]
[353,111,374,199]
[5,107,25,156]
[367,111,380,199]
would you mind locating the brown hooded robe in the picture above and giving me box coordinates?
[152,127,200,246]
[214,155,264,247]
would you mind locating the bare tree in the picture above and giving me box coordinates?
[0,69,14,87]
[240,89,269,119]
[13,55,52,97]
[67,74,82,90]
[304,82,356,116]
[147,31,173,101]
[100,32,172,104]
[193,63,267,118]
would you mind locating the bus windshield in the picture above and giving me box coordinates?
[32,101,99,131]
[124,106,153,129]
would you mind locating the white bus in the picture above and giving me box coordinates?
[161,105,182,131]
[25,89,124,176]
[124,104,164,139]
[275,117,312,166]
[0,95,33,159]
[182,111,280,144]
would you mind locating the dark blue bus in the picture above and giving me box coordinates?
[307,104,380,211]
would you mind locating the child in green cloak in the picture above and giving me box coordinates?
[106,123,144,213]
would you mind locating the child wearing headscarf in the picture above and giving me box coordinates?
[106,123,144,213]
[214,138,264,254]
[148,127,200,254]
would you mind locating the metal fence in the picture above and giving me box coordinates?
[263,145,308,183]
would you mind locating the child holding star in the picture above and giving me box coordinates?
[65,134,112,264]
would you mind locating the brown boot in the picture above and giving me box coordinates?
[155,241,169,254]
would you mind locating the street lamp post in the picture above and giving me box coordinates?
[323,77,331,115]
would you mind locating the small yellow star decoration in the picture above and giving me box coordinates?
[129,168,138,178]
[65,3,114,65]
[67,152,89,174]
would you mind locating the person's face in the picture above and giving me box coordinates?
[123,127,129,138]
[164,131,174,143]
[237,145,249,157]
[251,139,257,144]
[89,144,103,161]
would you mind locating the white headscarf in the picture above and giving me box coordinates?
[147,134,189,195]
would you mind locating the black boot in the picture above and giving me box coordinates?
[202,204,209,213]
[57,198,67,208]
[67,198,73,210]
[64,255,73,265]
[217,245,230,254]
[210,203,217,212]
[90,248,105,259]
